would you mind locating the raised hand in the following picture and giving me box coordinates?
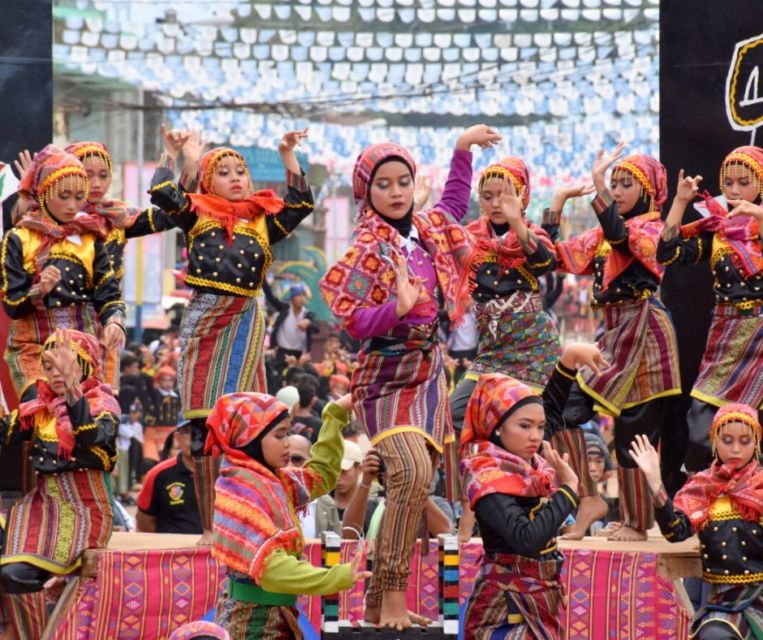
[592,141,627,183]
[413,176,432,211]
[497,177,525,224]
[561,342,609,375]
[392,255,423,318]
[13,149,33,182]
[335,393,353,412]
[456,124,503,151]
[38,265,62,296]
[182,130,205,166]
[541,441,579,493]
[360,448,382,485]
[278,128,309,154]
[675,169,703,204]
[42,329,84,392]
[628,434,663,495]
[161,123,191,161]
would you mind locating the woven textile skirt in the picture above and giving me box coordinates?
[691,304,763,409]
[690,583,763,639]
[578,298,681,416]
[4,304,99,397]
[469,292,560,391]
[215,593,302,640]
[177,292,267,419]
[463,552,565,640]
[352,320,451,453]
[0,469,113,575]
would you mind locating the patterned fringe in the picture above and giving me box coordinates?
[618,466,654,531]
[193,455,220,532]
[215,592,302,639]
[3,592,48,639]
[551,429,597,498]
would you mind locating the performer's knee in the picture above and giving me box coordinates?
[686,400,715,472]
[695,620,743,640]
[0,562,50,594]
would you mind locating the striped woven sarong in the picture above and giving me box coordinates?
[578,298,681,416]
[692,304,763,409]
[177,292,267,419]
[4,304,99,396]
[690,582,763,639]
[215,592,302,640]
[0,470,113,575]
[469,292,561,391]
[352,320,451,453]
[463,553,565,640]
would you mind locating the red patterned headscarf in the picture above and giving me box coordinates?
[680,147,763,278]
[459,374,554,509]
[15,145,106,273]
[673,403,763,529]
[18,330,120,460]
[65,141,141,231]
[478,157,531,209]
[352,142,417,217]
[186,147,285,243]
[611,154,668,212]
[206,392,334,581]
[720,145,763,199]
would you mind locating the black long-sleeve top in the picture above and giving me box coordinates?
[1,227,125,324]
[0,396,118,474]
[545,194,660,307]
[474,362,580,559]
[655,493,763,585]
[470,230,556,304]
[657,231,763,306]
[140,168,314,297]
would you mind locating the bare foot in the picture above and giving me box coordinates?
[562,494,609,540]
[197,529,214,546]
[457,506,476,544]
[593,522,621,537]
[365,604,430,627]
[608,525,647,542]
[380,590,412,631]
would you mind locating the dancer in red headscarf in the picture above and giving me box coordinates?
[146,130,313,544]
[631,403,763,640]
[0,329,119,637]
[320,125,503,629]
[546,144,681,541]
[657,145,763,473]
[1,145,124,401]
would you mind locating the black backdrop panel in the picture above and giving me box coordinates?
[0,0,53,162]
[0,0,52,491]
[659,2,761,482]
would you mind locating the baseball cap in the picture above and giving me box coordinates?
[275,386,300,410]
[340,440,363,471]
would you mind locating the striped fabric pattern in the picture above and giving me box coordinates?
[4,303,99,395]
[551,428,597,498]
[463,553,564,640]
[0,469,112,575]
[177,292,266,419]
[215,593,302,640]
[691,305,763,408]
[352,321,451,452]
[618,466,654,532]
[690,582,763,638]
[577,298,681,416]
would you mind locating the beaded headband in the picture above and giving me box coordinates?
[72,144,113,176]
[720,153,763,198]
[37,167,89,216]
[42,334,94,380]
[710,410,762,459]
[201,149,253,195]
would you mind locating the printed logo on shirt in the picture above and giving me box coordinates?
[166,482,186,505]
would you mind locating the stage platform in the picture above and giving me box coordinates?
[44,532,697,639]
